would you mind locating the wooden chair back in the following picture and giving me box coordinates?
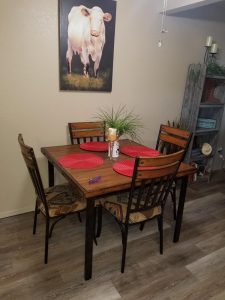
[125,150,185,224]
[155,124,192,155]
[68,121,105,144]
[18,134,48,214]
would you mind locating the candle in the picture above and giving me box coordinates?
[205,36,213,47]
[108,128,117,141]
[210,43,218,54]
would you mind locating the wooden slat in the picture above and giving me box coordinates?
[180,64,207,134]
[137,163,179,179]
[73,130,105,138]
[159,133,188,148]
[161,125,191,138]
[139,150,184,167]
[70,122,104,130]
[136,150,184,179]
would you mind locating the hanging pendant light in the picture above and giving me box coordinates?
[158,0,168,48]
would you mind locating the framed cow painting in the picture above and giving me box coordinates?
[59,0,117,92]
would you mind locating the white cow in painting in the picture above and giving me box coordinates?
[66,5,112,77]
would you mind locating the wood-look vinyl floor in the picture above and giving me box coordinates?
[1,174,225,300]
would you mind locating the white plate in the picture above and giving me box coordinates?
[201,143,212,156]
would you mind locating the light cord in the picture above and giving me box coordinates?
[158,0,168,47]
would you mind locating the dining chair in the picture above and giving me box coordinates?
[68,121,106,144]
[68,121,106,223]
[155,124,192,219]
[97,150,185,273]
[18,134,86,264]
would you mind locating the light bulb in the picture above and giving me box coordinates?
[158,40,162,48]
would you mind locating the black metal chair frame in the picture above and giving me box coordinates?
[18,134,86,264]
[97,150,185,273]
[155,124,192,219]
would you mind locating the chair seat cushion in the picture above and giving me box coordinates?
[37,184,86,218]
[103,196,161,224]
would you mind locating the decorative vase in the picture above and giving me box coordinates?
[107,128,119,159]
[111,140,120,158]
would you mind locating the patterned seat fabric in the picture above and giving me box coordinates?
[103,196,161,224]
[37,184,86,218]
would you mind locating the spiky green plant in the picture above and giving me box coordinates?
[167,119,189,131]
[95,105,143,140]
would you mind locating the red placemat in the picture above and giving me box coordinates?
[80,141,108,152]
[121,145,160,157]
[58,153,103,169]
[113,160,156,177]
[113,160,135,177]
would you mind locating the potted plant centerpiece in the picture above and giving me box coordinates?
[96,105,142,158]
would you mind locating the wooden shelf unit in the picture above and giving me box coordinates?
[180,64,225,181]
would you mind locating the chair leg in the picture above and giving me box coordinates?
[171,186,177,220]
[139,221,145,231]
[33,202,39,235]
[45,218,50,264]
[121,225,128,273]
[49,215,66,238]
[93,236,98,245]
[93,208,98,246]
[77,212,82,223]
[157,215,163,254]
[96,206,102,238]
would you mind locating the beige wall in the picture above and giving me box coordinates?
[1,0,225,218]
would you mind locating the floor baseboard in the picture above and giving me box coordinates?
[0,206,33,219]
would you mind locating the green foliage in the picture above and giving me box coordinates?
[95,105,143,140]
[207,63,225,76]
[167,119,188,130]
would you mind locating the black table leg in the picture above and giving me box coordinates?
[48,161,54,187]
[85,198,95,280]
[173,175,188,243]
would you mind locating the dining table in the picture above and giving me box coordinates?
[41,139,196,280]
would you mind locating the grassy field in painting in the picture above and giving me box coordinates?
[60,70,112,91]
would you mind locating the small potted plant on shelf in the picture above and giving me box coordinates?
[207,62,225,76]
[95,105,143,158]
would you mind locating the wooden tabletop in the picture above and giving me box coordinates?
[41,140,196,199]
